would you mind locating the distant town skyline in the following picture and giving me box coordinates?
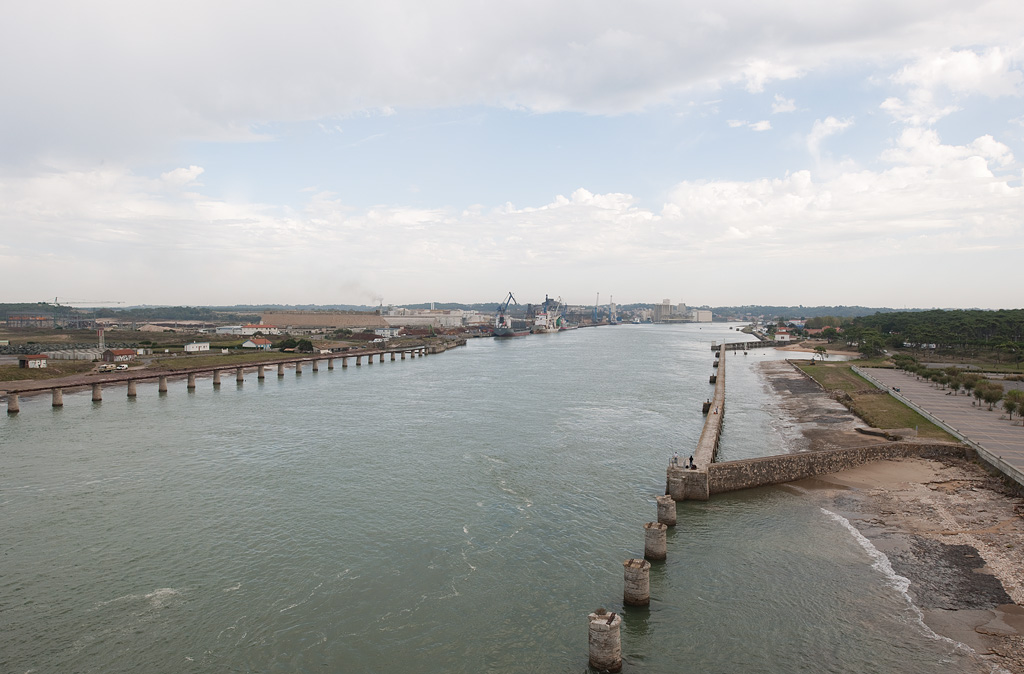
[2,2,1022,310]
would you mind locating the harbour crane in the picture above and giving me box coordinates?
[47,298,125,328]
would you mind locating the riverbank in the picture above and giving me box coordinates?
[761,353,1024,671]
[793,458,1024,671]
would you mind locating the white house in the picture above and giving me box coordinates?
[775,327,791,342]
[185,342,211,353]
[241,338,273,351]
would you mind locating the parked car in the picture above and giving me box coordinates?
[98,364,115,372]
[115,364,129,370]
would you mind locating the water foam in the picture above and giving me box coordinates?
[820,509,978,656]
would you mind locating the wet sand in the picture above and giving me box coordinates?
[762,357,1024,671]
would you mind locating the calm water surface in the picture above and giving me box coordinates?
[1,324,985,672]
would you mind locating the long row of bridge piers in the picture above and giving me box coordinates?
[4,348,432,413]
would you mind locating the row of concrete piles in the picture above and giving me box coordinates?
[4,349,430,413]
[587,495,677,672]
[589,349,724,671]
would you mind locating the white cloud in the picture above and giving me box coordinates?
[727,119,772,131]
[738,59,804,93]
[882,46,1024,125]
[807,116,854,160]
[2,127,1019,305]
[161,166,205,188]
[771,94,796,113]
[3,3,1024,166]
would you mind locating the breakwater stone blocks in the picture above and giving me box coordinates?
[587,610,622,672]
[707,443,970,495]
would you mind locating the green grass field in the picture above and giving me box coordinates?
[795,360,956,442]
[0,361,96,382]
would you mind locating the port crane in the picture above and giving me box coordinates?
[47,297,125,328]
[496,292,517,327]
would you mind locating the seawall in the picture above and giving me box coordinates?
[704,442,971,495]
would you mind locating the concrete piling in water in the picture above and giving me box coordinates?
[159,376,168,393]
[213,370,221,386]
[92,384,102,402]
[623,558,651,606]
[296,362,303,375]
[342,357,348,368]
[258,366,265,380]
[278,363,285,377]
[7,393,19,414]
[127,381,137,398]
[391,352,396,361]
[401,351,406,360]
[656,494,676,527]
[328,358,334,370]
[587,610,622,673]
[312,360,319,372]
[236,368,244,383]
[644,522,668,561]
[187,373,196,389]
[52,388,64,407]
[356,356,362,366]
[379,353,384,363]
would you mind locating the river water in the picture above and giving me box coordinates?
[1,324,988,672]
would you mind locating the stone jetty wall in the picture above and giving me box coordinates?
[707,442,971,495]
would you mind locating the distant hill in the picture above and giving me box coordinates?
[709,305,924,320]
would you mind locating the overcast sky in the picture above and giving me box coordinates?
[2,1,1022,309]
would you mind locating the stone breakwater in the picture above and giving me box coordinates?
[669,442,972,499]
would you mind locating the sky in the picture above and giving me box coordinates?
[2,1,1023,310]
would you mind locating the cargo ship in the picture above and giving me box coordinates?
[494,292,530,337]
[532,295,565,333]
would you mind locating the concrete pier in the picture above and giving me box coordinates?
[587,610,622,673]
[669,347,726,502]
[656,494,676,527]
[623,558,651,606]
[643,521,667,561]
[0,343,467,416]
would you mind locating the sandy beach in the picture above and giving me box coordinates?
[762,356,1024,671]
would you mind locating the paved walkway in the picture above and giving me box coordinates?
[858,367,1024,487]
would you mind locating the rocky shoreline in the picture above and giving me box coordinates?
[761,358,1024,671]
